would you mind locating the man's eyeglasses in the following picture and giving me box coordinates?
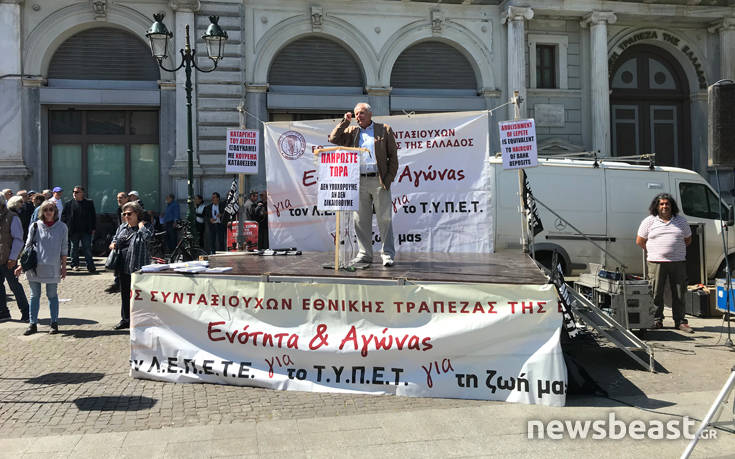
[43,209,55,213]
[122,212,134,216]
[73,190,82,194]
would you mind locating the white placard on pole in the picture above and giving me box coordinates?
[225,128,259,174]
[499,119,538,170]
[316,148,360,211]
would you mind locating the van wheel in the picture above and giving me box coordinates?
[715,254,735,280]
[535,251,566,275]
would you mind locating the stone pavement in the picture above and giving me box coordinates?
[0,259,734,457]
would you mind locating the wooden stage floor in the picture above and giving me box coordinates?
[207,251,547,285]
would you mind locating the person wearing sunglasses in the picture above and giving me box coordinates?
[15,200,68,335]
[109,201,152,330]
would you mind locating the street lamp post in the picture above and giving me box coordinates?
[146,13,227,242]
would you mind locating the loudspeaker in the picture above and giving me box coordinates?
[708,80,735,167]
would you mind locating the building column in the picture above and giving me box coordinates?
[711,18,735,80]
[502,6,533,119]
[366,87,391,116]
[0,0,31,189]
[159,80,177,198]
[581,11,617,157]
[245,84,268,192]
[169,2,203,193]
[21,78,43,190]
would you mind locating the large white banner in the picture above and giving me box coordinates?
[264,111,492,253]
[130,273,567,406]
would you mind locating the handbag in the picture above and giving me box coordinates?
[105,249,121,270]
[20,222,38,272]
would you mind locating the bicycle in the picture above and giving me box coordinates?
[168,219,207,263]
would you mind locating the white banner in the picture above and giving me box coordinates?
[264,111,492,253]
[226,128,259,174]
[130,273,567,406]
[316,149,360,211]
[499,119,538,169]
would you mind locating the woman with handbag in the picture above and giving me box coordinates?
[109,201,151,330]
[15,200,68,335]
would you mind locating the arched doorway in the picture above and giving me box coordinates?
[610,45,690,168]
[267,36,364,121]
[389,41,478,113]
[46,27,161,253]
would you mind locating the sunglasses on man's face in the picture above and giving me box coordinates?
[122,212,134,216]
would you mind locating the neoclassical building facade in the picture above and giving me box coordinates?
[1,0,733,215]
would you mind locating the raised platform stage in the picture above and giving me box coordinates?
[207,250,547,285]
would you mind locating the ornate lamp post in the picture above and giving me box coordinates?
[146,13,227,240]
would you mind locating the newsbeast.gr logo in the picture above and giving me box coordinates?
[278,131,306,160]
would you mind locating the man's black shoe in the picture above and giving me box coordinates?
[20,314,29,323]
[49,322,58,335]
[104,284,120,294]
[113,320,129,330]
[23,324,37,336]
[0,313,11,323]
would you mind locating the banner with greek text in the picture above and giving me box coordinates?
[130,274,567,406]
[264,111,492,253]
[316,149,360,211]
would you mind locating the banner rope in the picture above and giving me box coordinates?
[237,104,266,126]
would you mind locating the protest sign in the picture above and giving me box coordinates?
[499,119,538,169]
[316,149,360,211]
[226,129,259,174]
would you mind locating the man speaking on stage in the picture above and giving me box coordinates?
[329,103,399,267]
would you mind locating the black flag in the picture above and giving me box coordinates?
[550,252,579,338]
[521,169,544,237]
[224,176,239,217]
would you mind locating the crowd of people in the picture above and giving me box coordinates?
[0,186,270,334]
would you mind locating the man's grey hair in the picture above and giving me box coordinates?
[7,196,23,211]
[354,102,372,113]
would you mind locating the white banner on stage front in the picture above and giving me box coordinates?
[130,274,567,406]
[264,111,492,253]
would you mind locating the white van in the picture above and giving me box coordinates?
[491,157,734,279]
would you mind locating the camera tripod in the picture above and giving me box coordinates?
[682,365,735,458]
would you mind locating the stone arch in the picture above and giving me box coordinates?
[379,21,494,90]
[24,3,160,77]
[250,15,378,87]
[608,27,709,94]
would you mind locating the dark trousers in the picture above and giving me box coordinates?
[119,272,131,322]
[195,222,205,248]
[70,232,95,270]
[0,264,29,317]
[165,221,177,251]
[208,222,225,253]
[648,261,688,326]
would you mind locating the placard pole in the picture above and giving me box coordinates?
[313,146,369,271]
[238,173,245,250]
[513,90,529,254]
[334,211,341,271]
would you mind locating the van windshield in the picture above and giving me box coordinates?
[679,182,729,220]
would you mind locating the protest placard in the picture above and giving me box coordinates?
[499,119,538,170]
[317,149,360,211]
[226,128,259,174]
